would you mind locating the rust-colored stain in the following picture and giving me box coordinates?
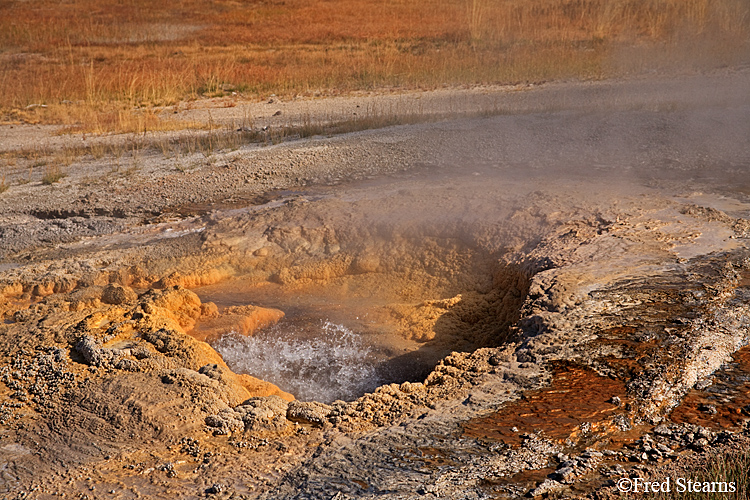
[351,479,369,490]
[479,466,558,498]
[411,446,458,468]
[596,337,658,380]
[462,363,626,446]
[670,345,750,430]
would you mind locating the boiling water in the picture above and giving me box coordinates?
[214,320,385,403]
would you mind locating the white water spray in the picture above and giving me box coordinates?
[215,320,383,403]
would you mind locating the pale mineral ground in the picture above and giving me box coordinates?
[1,67,750,499]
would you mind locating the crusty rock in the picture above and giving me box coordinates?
[200,301,219,318]
[205,396,290,434]
[286,400,332,427]
[529,479,565,497]
[205,408,245,435]
[75,335,134,370]
[236,395,290,431]
[140,287,203,331]
[101,283,138,305]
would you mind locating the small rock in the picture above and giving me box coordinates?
[286,400,332,428]
[399,381,423,394]
[101,284,137,305]
[529,479,565,497]
[698,403,717,415]
[656,443,673,454]
[613,414,632,431]
[695,379,713,390]
[654,424,672,436]
[696,426,714,439]
[205,483,225,495]
[551,466,576,483]
[692,438,710,450]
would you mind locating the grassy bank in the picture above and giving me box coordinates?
[1,0,749,131]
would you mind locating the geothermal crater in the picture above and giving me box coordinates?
[188,171,537,402]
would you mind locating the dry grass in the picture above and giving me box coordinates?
[1,0,749,131]
[41,165,66,185]
[649,447,750,499]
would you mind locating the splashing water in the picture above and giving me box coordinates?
[214,320,383,403]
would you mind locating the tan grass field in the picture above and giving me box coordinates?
[1,0,749,132]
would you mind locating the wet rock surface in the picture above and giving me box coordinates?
[1,70,750,499]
